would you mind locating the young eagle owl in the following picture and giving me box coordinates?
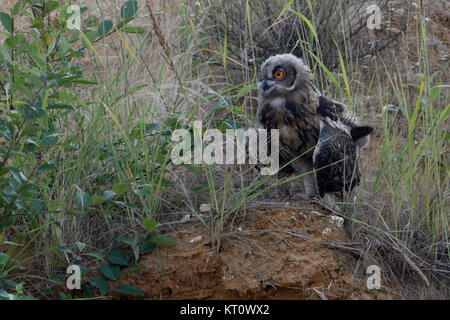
[257,54,348,197]
[313,105,374,198]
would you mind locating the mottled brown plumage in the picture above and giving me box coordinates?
[257,54,349,197]
[313,113,374,198]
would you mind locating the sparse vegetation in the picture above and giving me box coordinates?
[0,0,448,299]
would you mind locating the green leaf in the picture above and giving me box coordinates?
[150,234,176,247]
[24,139,40,151]
[75,190,91,207]
[5,34,25,51]
[72,79,98,85]
[143,218,158,232]
[115,17,134,30]
[106,250,128,266]
[0,289,10,299]
[76,242,86,252]
[15,295,38,300]
[91,277,110,295]
[101,190,116,200]
[47,104,74,111]
[0,253,9,265]
[140,241,156,254]
[98,20,113,37]
[0,12,13,33]
[133,187,151,196]
[84,253,104,262]
[166,116,181,129]
[84,30,98,44]
[91,194,105,205]
[28,41,45,69]
[121,26,145,34]
[120,0,138,19]
[12,82,32,99]
[114,284,145,296]
[116,237,135,247]
[58,246,74,254]
[12,1,21,15]
[44,1,59,13]
[32,200,46,213]
[100,264,120,281]
[3,279,17,288]
[9,167,26,184]
[36,161,57,174]
[0,216,14,228]
[112,183,127,195]
[82,283,93,298]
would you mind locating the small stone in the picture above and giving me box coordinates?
[190,235,202,244]
[382,104,399,112]
[199,203,211,212]
[311,210,322,216]
[329,215,344,228]
[180,214,191,222]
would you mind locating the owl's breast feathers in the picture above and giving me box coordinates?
[313,131,360,196]
[258,96,320,160]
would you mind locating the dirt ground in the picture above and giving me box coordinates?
[115,204,398,300]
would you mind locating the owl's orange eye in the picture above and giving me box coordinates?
[273,69,285,80]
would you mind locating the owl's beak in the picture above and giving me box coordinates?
[258,79,271,92]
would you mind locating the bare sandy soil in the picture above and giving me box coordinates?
[115,205,397,300]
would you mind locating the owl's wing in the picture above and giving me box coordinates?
[330,99,348,115]
[317,96,348,120]
[317,96,361,129]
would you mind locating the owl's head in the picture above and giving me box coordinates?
[257,54,315,98]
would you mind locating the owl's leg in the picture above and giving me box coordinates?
[291,159,318,198]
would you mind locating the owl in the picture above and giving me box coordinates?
[257,54,349,197]
[313,105,374,198]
